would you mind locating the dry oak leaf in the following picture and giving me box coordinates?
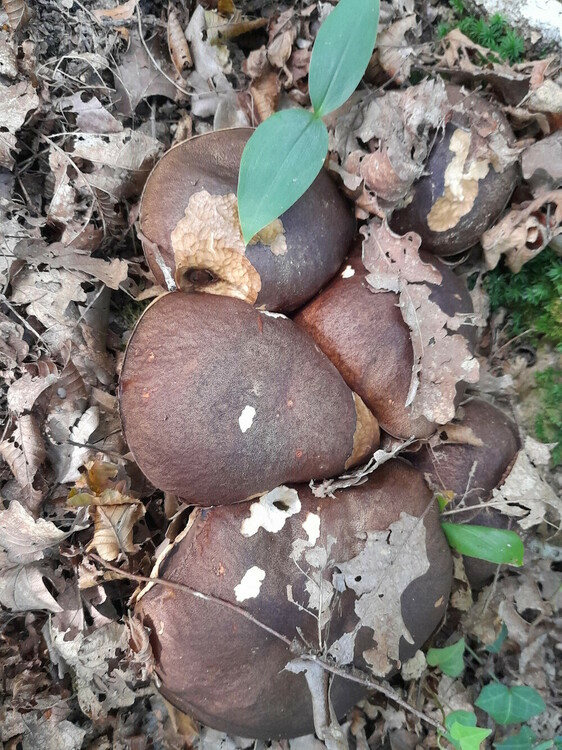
[113,28,177,116]
[0,80,38,170]
[376,15,420,85]
[0,414,46,513]
[60,92,123,134]
[332,513,430,676]
[482,189,562,272]
[86,499,145,561]
[362,222,479,424]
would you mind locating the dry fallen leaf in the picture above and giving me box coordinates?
[92,0,137,21]
[0,80,39,169]
[168,8,192,75]
[0,414,46,513]
[60,92,124,134]
[522,131,562,194]
[362,222,479,424]
[376,15,420,84]
[482,189,562,272]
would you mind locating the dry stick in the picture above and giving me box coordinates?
[88,552,446,734]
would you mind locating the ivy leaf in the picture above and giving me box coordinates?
[494,726,553,750]
[427,638,466,677]
[309,0,379,116]
[444,711,492,750]
[475,684,546,725]
[486,623,508,654]
[441,523,524,566]
[237,109,328,243]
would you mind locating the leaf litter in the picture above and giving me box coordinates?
[0,0,561,747]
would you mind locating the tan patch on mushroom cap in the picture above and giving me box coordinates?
[345,393,380,469]
[427,128,490,232]
[171,190,287,303]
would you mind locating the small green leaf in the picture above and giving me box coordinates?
[444,711,492,750]
[494,726,537,750]
[237,109,328,243]
[486,623,508,654]
[475,684,546,725]
[309,0,379,116]
[441,523,524,566]
[427,638,466,677]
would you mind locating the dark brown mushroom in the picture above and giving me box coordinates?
[136,460,452,739]
[407,398,521,588]
[389,86,518,257]
[119,292,379,506]
[139,128,355,312]
[293,248,476,439]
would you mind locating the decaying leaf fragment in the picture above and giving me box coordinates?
[168,8,192,75]
[0,80,39,170]
[482,189,562,272]
[0,414,46,513]
[362,222,479,424]
[332,513,430,676]
[376,15,420,84]
[2,0,30,31]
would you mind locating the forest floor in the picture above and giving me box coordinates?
[0,0,561,748]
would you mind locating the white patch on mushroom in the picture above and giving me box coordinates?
[341,265,355,278]
[241,486,301,537]
[302,512,320,545]
[238,405,256,433]
[259,310,288,319]
[234,566,265,602]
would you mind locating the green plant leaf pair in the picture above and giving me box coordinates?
[441,523,524,567]
[494,725,553,750]
[238,0,379,243]
[443,710,492,750]
[476,684,546,726]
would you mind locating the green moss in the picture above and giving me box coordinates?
[485,249,562,466]
[439,1,525,64]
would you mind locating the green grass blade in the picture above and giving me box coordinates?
[237,109,328,244]
[309,0,379,116]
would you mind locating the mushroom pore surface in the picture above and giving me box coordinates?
[139,128,355,312]
[136,460,452,739]
[119,292,379,505]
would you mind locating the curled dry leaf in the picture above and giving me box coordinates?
[0,500,67,563]
[362,222,479,424]
[376,15,420,85]
[92,0,137,20]
[0,312,28,370]
[482,189,562,272]
[0,80,39,170]
[0,414,46,513]
[60,92,123,134]
[1,0,30,30]
[522,131,562,194]
[168,8,192,75]
[49,405,100,484]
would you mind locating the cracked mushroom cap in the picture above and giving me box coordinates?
[119,292,379,506]
[389,87,518,257]
[139,128,355,312]
[407,398,520,588]
[294,249,476,439]
[135,460,452,740]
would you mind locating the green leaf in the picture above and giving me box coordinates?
[494,726,537,750]
[237,109,328,243]
[309,0,379,116]
[427,638,466,677]
[444,711,492,750]
[441,523,524,566]
[475,684,546,725]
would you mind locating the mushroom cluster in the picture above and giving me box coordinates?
[122,86,521,741]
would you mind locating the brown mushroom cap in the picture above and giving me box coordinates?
[293,249,475,439]
[119,292,379,505]
[136,460,452,739]
[139,128,355,312]
[389,87,518,257]
[407,398,521,587]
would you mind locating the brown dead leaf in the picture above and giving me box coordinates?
[0,312,28,370]
[362,222,479,424]
[376,15,420,84]
[113,28,178,117]
[0,80,39,170]
[168,8,192,75]
[6,369,59,416]
[482,189,562,272]
[0,414,46,513]
[87,503,145,561]
[60,92,123,134]
[250,69,280,122]
[16,239,128,290]
[522,131,562,194]
[2,0,30,31]
[0,500,67,563]
[93,0,137,20]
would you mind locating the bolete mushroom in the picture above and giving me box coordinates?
[407,398,521,588]
[389,86,518,257]
[139,128,355,312]
[119,292,379,505]
[136,460,452,739]
[294,247,476,439]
